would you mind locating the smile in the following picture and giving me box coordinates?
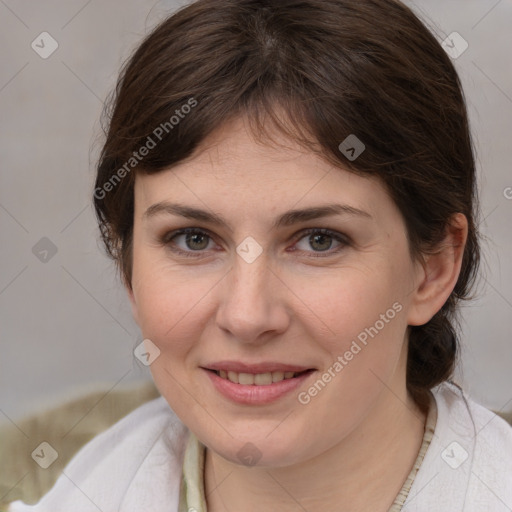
[212,369,307,385]
[202,365,316,405]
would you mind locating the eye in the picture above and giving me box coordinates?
[161,228,217,258]
[291,228,349,257]
[160,227,349,259]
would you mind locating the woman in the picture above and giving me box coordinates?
[8,0,512,510]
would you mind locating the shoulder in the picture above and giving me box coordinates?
[8,396,189,512]
[404,381,512,511]
[434,380,512,453]
[440,382,512,510]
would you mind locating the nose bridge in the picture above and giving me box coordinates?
[229,233,271,306]
[228,252,272,318]
[215,249,288,342]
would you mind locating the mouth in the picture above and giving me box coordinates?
[205,368,314,385]
[202,365,317,405]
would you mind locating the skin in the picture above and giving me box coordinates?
[127,115,468,512]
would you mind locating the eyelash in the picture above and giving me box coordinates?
[159,227,350,259]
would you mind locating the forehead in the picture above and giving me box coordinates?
[133,116,396,227]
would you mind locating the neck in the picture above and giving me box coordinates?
[204,388,428,512]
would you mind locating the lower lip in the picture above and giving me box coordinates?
[203,369,315,405]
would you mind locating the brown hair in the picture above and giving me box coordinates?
[94,0,481,412]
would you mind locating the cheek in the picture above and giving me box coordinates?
[301,262,407,352]
[294,264,410,414]
[295,270,409,428]
[131,255,218,357]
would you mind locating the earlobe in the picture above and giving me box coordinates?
[407,213,468,326]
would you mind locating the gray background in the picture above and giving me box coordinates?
[0,0,511,425]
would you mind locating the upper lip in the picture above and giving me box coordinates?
[203,361,315,374]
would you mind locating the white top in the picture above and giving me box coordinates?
[8,381,512,512]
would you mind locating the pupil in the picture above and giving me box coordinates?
[311,234,331,251]
[187,233,208,250]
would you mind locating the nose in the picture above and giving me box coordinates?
[214,252,290,345]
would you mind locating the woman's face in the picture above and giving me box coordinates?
[128,116,424,467]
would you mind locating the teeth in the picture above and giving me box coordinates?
[272,371,284,382]
[217,370,300,385]
[238,373,254,385]
[254,373,273,385]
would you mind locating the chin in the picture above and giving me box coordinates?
[203,431,309,469]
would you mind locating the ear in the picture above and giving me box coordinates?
[407,213,468,326]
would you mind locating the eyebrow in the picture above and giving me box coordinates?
[143,201,372,231]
